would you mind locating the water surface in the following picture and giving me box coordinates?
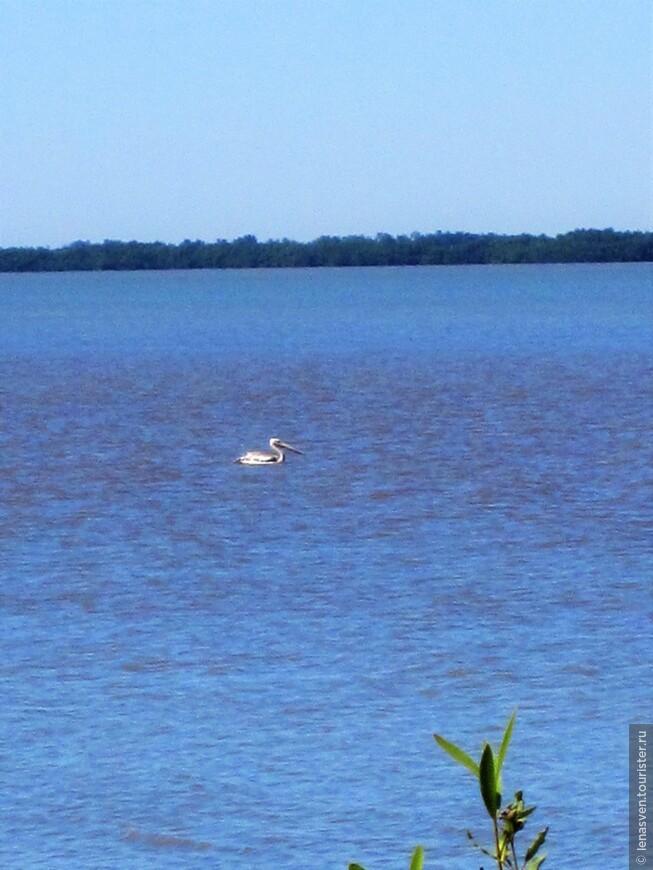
[1,264,651,868]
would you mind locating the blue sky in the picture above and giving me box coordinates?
[1,0,651,248]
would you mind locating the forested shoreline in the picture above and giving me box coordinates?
[1,228,651,272]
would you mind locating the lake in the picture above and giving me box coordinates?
[1,263,651,869]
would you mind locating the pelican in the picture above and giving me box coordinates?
[235,437,304,465]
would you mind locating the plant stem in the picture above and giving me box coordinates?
[510,839,519,870]
[493,816,503,870]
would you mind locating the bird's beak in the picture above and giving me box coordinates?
[281,442,303,454]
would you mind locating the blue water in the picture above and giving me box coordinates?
[1,264,651,869]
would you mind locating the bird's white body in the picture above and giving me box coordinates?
[235,438,303,465]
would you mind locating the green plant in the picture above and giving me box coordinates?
[349,844,424,870]
[434,711,547,870]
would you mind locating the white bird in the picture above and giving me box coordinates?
[235,437,304,465]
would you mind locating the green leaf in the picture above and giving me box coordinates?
[518,804,537,821]
[409,845,424,870]
[496,710,516,776]
[434,734,480,777]
[525,855,546,870]
[349,864,366,870]
[479,742,499,817]
[524,827,548,862]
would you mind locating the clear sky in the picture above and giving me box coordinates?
[1,0,651,248]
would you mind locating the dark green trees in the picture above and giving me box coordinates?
[1,228,651,272]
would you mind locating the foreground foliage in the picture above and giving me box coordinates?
[434,711,547,870]
[349,844,424,870]
[350,712,547,870]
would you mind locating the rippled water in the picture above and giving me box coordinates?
[1,264,651,869]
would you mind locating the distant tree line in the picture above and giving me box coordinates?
[1,228,651,273]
